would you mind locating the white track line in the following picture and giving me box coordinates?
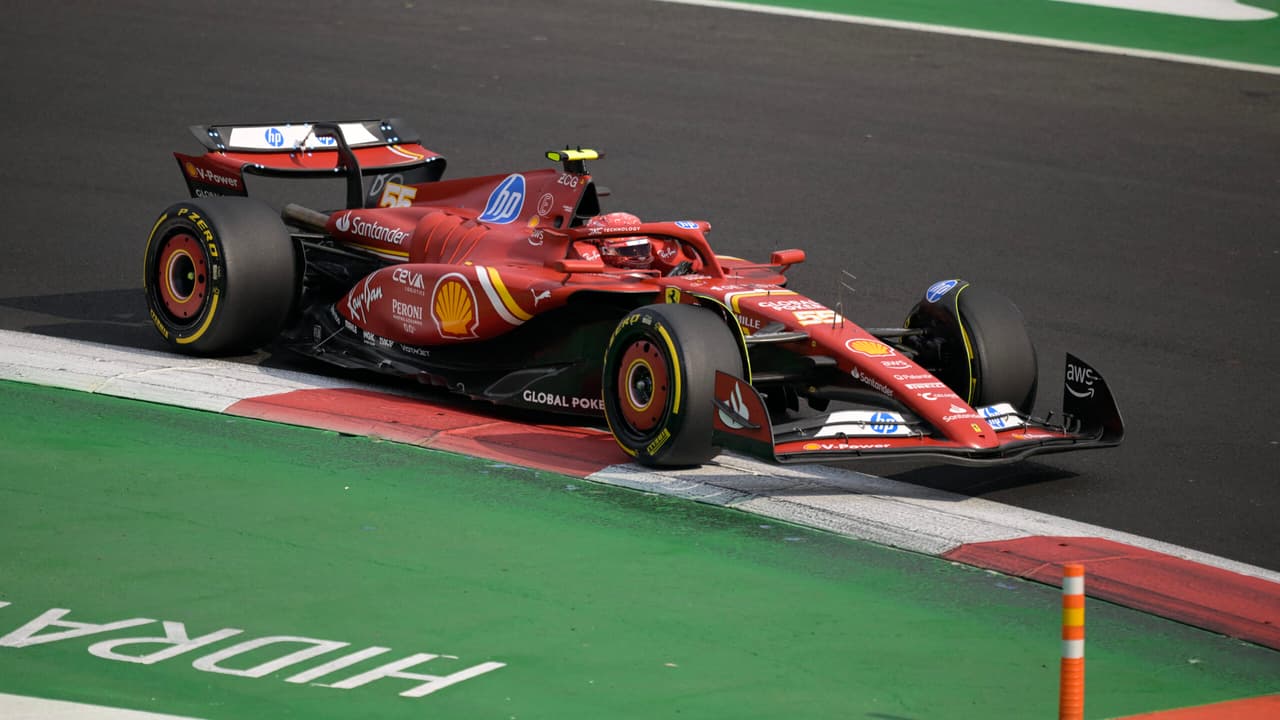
[2,328,1277,586]
[654,0,1280,76]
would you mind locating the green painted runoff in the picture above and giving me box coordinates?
[0,381,1276,719]
[724,0,1280,68]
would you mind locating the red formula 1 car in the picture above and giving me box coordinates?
[144,118,1123,467]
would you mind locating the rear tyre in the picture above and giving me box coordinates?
[603,304,744,467]
[904,279,1038,413]
[143,197,299,355]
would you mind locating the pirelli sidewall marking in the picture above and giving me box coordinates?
[145,213,171,339]
[171,207,223,345]
[143,212,168,284]
[145,206,225,345]
[654,322,683,416]
[0,600,505,700]
[605,309,685,459]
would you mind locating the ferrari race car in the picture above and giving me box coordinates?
[145,118,1124,467]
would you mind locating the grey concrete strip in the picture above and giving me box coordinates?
[0,330,394,412]
[587,455,1280,584]
[0,693,204,720]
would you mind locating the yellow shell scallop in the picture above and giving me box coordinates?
[847,338,892,356]
[434,279,475,336]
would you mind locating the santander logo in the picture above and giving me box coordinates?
[334,212,409,245]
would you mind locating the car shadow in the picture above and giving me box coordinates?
[0,288,607,433]
[838,458,1076,495]
[252,350,610,431]
[0,288,166,350]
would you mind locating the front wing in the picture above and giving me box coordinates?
[712,354,1124,466]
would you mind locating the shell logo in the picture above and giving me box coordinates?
[803,443,821,451]
[184,162,197,177]
[846,338,895,357]
[432,274,479,338]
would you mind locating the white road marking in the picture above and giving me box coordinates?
[653,0,1280,76]
[1052,0,1275,21]
[0,693,204,720]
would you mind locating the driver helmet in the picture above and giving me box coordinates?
[587,212,653,269]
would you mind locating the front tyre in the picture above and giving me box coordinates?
[143,197,299,355]
[905,279,1038,413]
[603,304,744,467]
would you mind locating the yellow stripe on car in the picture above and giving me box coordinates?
[486,267,533,321]
[546,148,599,162]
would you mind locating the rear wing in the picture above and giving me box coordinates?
[174,118,446,208]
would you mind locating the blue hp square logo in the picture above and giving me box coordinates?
[479,174,526,224]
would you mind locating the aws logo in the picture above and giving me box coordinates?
[478,174,525,224]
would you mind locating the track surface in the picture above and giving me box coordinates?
[2,1,1278,569]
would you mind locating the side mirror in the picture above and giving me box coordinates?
[548,258,606,274]
[770,249,806,267]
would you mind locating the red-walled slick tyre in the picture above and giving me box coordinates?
[603,303,744,467]
[144,197,298,355]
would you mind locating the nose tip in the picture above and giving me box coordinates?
[956,420,999,449]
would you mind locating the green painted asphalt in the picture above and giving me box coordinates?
[0,380,1277,719]
[725,0,1280,68]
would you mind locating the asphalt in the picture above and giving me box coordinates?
[1,0,1278,569]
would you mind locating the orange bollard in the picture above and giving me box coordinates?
[1060,564,1085,720]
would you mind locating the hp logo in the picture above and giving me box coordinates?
[478,174,526,224]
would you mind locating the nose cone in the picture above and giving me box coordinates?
[960,421,1000,450]
[933,405,999,449]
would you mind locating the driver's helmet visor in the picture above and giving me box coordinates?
[601,237,652,264]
